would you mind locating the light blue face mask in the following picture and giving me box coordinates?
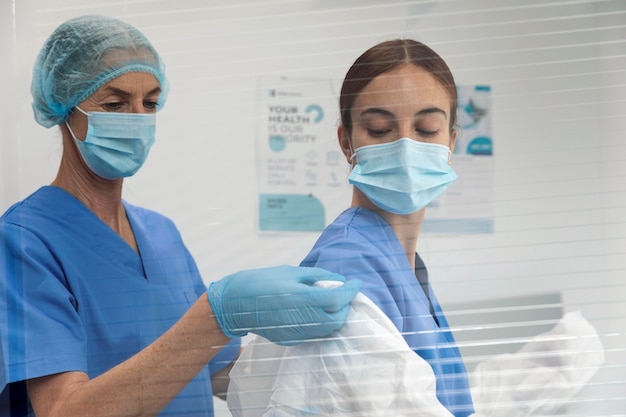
[65,106,156,180]
[348,137,457,214]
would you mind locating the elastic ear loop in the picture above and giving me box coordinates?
[347,136,357,168]
[65,106,89,141]
[74,106,89,116]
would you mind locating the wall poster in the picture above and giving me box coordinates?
[256,76,349,233]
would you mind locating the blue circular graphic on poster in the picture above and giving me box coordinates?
[269,135,286,152]
[467,136,492,155]
[305,104,324,123]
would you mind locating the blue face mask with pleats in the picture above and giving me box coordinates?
[348,137,457,214]
[66,106,156,180]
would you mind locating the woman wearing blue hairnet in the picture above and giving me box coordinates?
[299,39,475,417]
[0,15,360,417]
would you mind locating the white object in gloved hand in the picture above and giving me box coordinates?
[470,310,605,417]
[227,281,465,417]
[208,266,361,346]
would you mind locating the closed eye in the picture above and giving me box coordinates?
[417,129,439,137]
[367,128,392,137]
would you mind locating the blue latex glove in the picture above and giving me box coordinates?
[208,265,362,346]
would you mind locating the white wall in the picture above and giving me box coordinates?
[2,1,624,415]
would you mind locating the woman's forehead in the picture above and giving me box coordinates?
[352,66,452,114]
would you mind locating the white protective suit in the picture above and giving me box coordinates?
[227,284,604,417]
[470,310,605,417]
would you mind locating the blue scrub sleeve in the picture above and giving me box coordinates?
[0,223,88,389]
[301,239,406,328]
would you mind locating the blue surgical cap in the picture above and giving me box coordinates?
[31,15,169,128]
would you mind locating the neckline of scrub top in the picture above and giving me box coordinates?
[41,186,148,280]
[122,200,173,285]
[414,253,439,326]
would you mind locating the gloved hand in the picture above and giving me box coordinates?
[208,265,362,346]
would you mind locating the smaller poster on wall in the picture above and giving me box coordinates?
[422,85,494,233]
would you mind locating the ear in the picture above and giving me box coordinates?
[337,125,353,164]
[449,129,457,154]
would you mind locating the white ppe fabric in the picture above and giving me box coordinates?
[227,281,603,417]
[227,282,464,417]
[470,310,605,417]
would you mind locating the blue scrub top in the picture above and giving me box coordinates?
[301,207,475,417]
[0,186,240,417]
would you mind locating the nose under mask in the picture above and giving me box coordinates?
[347,137,457,214]
[65,106,156,180]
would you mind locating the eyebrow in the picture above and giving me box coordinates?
[359,106,448,120]
[102,85,162,97]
